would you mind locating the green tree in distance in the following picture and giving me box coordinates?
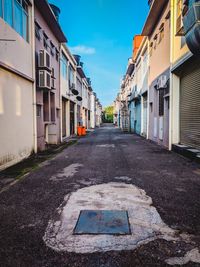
[103,106,114,123]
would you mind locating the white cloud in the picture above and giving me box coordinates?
[69,45,96,55]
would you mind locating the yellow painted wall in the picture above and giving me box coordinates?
[170,0,190,65]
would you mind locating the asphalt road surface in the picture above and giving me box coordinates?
[0,124,200,267]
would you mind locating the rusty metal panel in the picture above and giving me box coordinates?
[74,210,131,235]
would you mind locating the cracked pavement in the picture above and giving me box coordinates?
[0,124,200,267]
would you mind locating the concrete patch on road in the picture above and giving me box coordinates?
[165,248,200,265]
[50,163,83,182]
[96,144,115,148]
[43,182,180,253]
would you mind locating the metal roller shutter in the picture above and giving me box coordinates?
[180,61,200,149]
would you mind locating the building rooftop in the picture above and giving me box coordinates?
[35,0,67,43]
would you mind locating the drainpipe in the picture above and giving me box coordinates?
[32,2,37,154]
[59,44,62,143]
[146,39,150,140]
[169,0,174,151]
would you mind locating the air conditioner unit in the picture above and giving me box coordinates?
[38,50,51,71]
[158,75,167,89]
[39,70,51,90]
[176,15,185,36]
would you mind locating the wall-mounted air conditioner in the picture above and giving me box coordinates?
[158,75,167,89]
[39,70,51,90]
[38,50,51,71]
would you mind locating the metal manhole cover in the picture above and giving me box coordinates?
[73,210,131,235]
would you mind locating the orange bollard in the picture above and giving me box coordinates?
[77,126,82,136]
[81,126,86,136]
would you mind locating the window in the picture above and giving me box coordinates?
[56,49,59,61]
[150,102,153,113]
[1,0,29,41]
[159,24,164,43]
[69,65,74,87]
[35,22,42,41]
[76,77,82,95]
[50,41,55,56]
[36,104,42,117]
[14,0,23,36]
[4,0,13,26]
[149,42,153,57]
[61,53,67,79]
[159,89,164,116]
[176,0,184,35]
[56,108,60,118]
[43,33,49,49]
[142,51,148,74]
[153,34,158,49]
[50,92,55,122]
[0,0,3,18]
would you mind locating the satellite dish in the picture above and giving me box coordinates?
[72,89,79,95]
[76,96,82,101]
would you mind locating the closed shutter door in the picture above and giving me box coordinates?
[180,63,200,149]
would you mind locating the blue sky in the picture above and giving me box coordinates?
[50,0,149,107]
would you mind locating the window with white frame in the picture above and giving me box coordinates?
[159,27,164,43]
[136,62,141,89]
[61,53,67,79]
[36,104,42,117]
[0,0,29,42]
[142,51,148,74]
[76,77,82,95]
[35,22,42,41]
[0,0,3,19]
[69,65,74,87]
[43,33,49,50]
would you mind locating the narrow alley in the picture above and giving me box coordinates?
[0,124,200,267]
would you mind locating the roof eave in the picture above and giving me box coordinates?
[35,0,67,43]
[141,0,168,36]
[77,66,86,79]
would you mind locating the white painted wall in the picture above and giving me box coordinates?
[90,93,96,128]
[60,44,78,138]
[0,69,34,170]
[0,4,35,170]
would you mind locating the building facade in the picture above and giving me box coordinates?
[115,0,200,159]
[142,0,170,148]
[0,1,102,170]
[34,0,67,150]
[0,0,36,170]
[60,44,79,139]
[170,0,200,154]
